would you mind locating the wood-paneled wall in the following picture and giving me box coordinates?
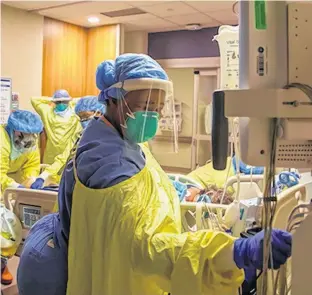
[86,25,119,95]
[42,18,87,97]
[42,18,119,97]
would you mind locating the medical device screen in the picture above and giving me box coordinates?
[20,204,41,229]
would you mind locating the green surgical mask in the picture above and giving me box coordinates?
[55,103,68,112]
[123,111,159,143]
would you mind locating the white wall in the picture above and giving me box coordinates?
[1,4,44,110]
[150,68,218,172]
[124,31,148,54]
[150,68,194,170]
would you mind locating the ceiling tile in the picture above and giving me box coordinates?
[39,1,133,18]
[206,10,238,25]
[52,11,156,27]
[165,12,214,26]
[185,1,235,12]
[126,1,168,8]
[125,15,174,26]
[3,1,77,11]
[139,1,197,17]
[125,15,180,31]
[114,12,154,22]
[148,26,181,33]
[56,14,120,27]
[125,23,180,33]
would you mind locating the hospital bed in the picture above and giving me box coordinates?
[179,174,264,235]
[180,176,312,295]
[1,188,57,295]
[167,173,203,189]
[169,172,264,198]
[266,182,312,295]
[180,171,310,230]
[3,188,57,254]
[2,179,311,295]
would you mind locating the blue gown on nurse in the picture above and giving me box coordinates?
[17,118,145,295]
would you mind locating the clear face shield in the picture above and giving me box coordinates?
[112,78,178,152]
[13,131,38,150]
[78,109,104,129]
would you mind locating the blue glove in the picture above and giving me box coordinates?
[233,229,292,270]
[278,172,299,187]
[17,184,25,188]
[30,178,45,190]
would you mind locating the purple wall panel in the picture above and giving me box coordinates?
[148,27,220,59]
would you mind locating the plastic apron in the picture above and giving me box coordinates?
[67,144,244,295]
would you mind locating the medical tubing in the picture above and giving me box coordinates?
[260,118,279,295]
[233,118,241,201]
[284,83,312,101]
[220,118,234,205]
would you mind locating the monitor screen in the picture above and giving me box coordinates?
[20,204,41,229]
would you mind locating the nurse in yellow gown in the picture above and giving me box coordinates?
[29,96,106,189]
[17,54,291,295]
[0,110,43,194]
[31,89,81,165]
[188,157,235,189]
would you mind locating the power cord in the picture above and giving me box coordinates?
[283,83,312,102]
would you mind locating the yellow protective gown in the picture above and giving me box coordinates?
[67,144,244,295]
[31,97,82,165]
[188,157,235,190]
[41,130,81,185]
[0,126,40,194]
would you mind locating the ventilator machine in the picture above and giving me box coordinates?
[211,1,312,294]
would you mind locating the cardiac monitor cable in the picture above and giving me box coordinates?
[220,117,240,205]
[260,118,279,295]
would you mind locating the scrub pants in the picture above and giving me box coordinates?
[17,213,68,295]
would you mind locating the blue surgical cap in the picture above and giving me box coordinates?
[75,96,106,115]
[52,89,70,100]
[7,110,43,134]
[96,53,168,103]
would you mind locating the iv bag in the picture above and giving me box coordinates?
[213,25,239,90]
[1,204,22,258]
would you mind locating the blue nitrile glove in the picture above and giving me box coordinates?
[278,172,299,187]
[17,184,25,188]
[233,229,292,270]
[232,155,264,175]
[30,178,45,190]
[172,180,188,202]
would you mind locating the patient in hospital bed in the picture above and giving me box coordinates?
[187,156,265,190]
[185,185,234,204]
[187,157,235,190]
[171,179,234,204]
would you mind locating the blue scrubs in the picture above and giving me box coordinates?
[17,118,145,295]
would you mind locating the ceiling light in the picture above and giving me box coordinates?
[88,16,100,24]
[185,24,202,31]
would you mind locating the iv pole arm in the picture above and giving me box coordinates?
[219,87,312,119]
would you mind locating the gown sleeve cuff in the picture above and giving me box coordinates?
[39,171,50,180]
